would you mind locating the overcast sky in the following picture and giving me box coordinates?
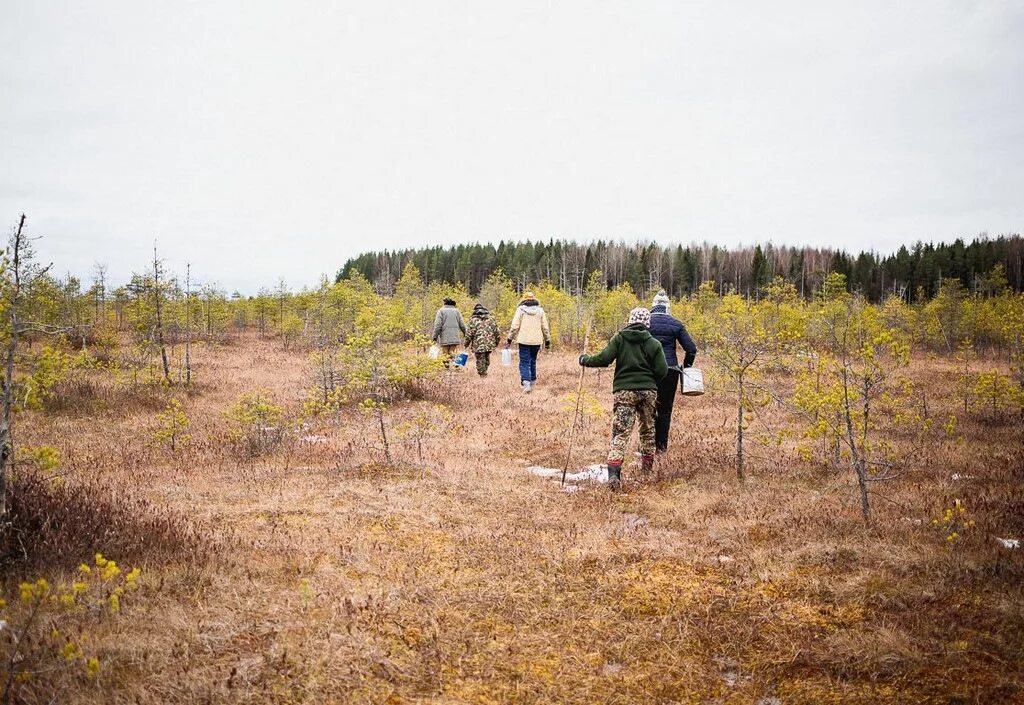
[3,1,1022,293]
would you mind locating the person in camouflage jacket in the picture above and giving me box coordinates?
[465,303,501,376]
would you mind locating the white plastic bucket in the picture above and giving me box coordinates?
[428,344,441,360]
[681,367,704,396]
[501,348,514,366]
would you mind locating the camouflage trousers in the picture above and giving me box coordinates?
[474,351,492,376]
[607,389,658,463]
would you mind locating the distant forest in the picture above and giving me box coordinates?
[338,235,1024,302]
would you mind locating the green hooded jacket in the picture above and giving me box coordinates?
[581,324,669,392]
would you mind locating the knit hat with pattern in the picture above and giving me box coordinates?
[627,307,652,328]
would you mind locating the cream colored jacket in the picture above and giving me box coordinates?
[508,301,550,346]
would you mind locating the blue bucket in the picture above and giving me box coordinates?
[453,352,469,367]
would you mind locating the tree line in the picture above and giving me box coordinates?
[338,235,1024,303]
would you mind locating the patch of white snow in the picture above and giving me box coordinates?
[527,463,610,484]
[526,466,561,478]
[564,464,609,483]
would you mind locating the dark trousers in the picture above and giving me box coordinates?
[655,368,680,451]
[518,344,540,382]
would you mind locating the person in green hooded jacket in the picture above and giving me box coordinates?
[579,307,668,490]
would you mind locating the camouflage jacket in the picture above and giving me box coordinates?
[465,315,501,353]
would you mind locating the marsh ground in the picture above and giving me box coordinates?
[10,334,1024,704]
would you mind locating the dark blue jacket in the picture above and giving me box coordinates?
[649,306,697,368]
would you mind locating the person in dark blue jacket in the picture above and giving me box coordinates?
[648,290,697,452]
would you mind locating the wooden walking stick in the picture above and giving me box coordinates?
[561,318,591,487]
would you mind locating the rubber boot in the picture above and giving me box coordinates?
[606,462,622,491]
[522,380,532,393]
[641,454,654,475]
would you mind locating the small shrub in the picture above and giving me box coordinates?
[19,346,71,411]
[14,446,60,475]
[113,340,169,389]
[154,398,191,452]
[393,403,455,466]
[226,388,285,457]
[74,323,121,362]
[383,341,446,401]
[0,554,143,702]
[971,370,1024,420]
[18,346,98,412]
[281,312,304,349]
[931,499,975,543]
[302,385,348,418]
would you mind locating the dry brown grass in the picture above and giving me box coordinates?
[6,334,1023,704]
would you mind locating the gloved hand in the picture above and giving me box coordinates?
[544,340,551,350]
[578,354,587,366]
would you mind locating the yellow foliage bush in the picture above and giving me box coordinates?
[0,555,142,700]
[971,370,1024,420]
[225,388,285,456]
[154,398,191,451]
[931,499,975,543]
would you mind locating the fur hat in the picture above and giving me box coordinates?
[652,290,671,308]
[628,307,652,328]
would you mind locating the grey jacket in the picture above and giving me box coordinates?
[432,305,466,345]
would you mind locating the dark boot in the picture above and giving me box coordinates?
[641,454,654,474]
[606,462,622,491]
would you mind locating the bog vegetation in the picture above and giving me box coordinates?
[1,216,1022,703]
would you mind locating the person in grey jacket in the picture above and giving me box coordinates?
[432,298,466,366]
[648,290,697,452]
